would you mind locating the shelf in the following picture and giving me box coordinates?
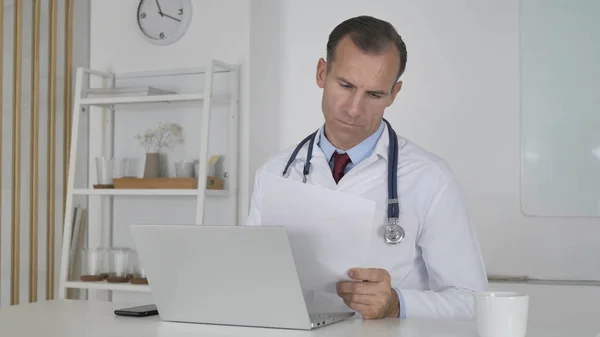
[65,281,150,292]
[58,62,240,300]
[83,86,176,97]
[73,188,229,197]
[79,93,231,107]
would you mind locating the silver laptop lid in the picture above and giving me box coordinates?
[130,225,312,330]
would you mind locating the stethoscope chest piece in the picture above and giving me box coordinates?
[385,218,404,245]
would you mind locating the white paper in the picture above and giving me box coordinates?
[260,172,376,296]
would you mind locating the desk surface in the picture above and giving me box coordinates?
[0,300,599,337]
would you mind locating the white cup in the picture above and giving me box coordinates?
[194,163,199,178]
[175,161,194,178]
[95,157,115,184]
[119,157,139,177]
[476,291,529,337]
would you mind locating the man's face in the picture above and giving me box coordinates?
[316,36,402,150]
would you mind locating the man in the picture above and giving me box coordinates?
[246,15,487,320]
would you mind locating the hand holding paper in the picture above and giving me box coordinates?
[336,268,400,319]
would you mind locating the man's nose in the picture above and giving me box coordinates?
[344,92,363,117]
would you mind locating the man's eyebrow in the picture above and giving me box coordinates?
[368,89,388,96]
[336,76,354,86]
[336,76,389,96]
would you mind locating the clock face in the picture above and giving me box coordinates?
[137,0,192,45]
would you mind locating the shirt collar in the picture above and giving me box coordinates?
[317,121,385,165]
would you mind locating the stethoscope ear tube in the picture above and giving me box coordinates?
[303,131,317,183]
[282,131,317,178]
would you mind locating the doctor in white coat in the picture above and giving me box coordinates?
[246,15,487,320]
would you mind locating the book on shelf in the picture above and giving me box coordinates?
[68,206,88,299]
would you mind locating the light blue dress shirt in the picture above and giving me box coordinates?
[317,120,407,319]
[318,121,385,172]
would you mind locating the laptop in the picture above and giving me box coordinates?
[129,224,355,330]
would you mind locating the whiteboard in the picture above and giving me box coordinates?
[520,0,600,216]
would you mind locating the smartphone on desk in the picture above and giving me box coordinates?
[114,304,158,317]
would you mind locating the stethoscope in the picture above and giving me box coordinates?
[281,118,404,245]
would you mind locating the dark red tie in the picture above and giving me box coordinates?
[332,152,351,184]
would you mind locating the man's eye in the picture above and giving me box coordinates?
[369,93,382,99]
[340,83,352,88]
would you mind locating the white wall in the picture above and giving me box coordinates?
[248,0,281,188]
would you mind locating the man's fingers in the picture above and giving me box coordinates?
[348,268,389,283]
[338,293,374,306]
[336,281,379,295]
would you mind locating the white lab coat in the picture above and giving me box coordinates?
[246,123,488,320]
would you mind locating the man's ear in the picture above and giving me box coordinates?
[387,81,403,106]
[316,58,327,88]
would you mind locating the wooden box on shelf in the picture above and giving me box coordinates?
[207,176,224,190]
[93,184,114,189]
[112,177,198,189]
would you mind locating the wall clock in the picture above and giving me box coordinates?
[137,0,193,45]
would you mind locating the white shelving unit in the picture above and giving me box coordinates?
[57,59,240,299]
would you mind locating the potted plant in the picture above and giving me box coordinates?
[135,122,184,178]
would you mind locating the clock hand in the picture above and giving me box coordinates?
[155,0,164,16]
[162,12,181,22]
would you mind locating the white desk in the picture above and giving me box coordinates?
[0,300,599,337]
